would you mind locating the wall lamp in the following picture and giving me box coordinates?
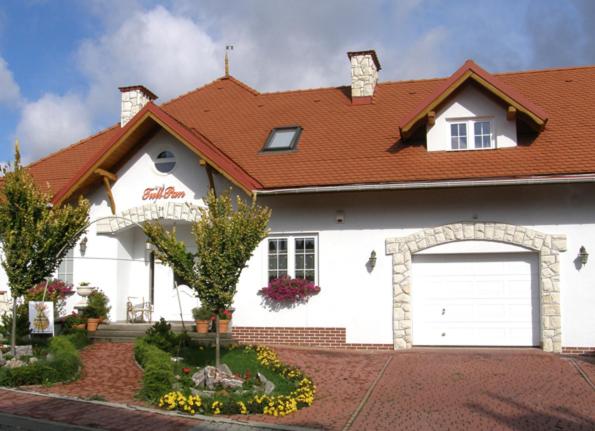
[368,250,377,270]
[579,246,589,267]
[79,236,88,257]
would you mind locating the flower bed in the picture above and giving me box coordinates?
[135,336,316,417]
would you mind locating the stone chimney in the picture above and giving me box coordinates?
[347,50,381,105]
[119,85,158,127]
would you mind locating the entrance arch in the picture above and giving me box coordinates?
[96,202,202,234]
[385,222,566,352]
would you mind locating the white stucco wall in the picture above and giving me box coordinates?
[426,84,517,151]
[4,126,594,350]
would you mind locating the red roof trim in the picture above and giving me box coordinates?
[52,102,262,204]
[400,60,548,136]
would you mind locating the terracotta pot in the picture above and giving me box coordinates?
[195,320,209,333]
[74,323,86,330]
[86,318,101,332]
[218,319,230,333]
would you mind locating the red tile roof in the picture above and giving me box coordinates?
[20,62,595,196]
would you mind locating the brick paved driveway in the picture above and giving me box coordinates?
[351,349,595,431]
[1,344,593,431]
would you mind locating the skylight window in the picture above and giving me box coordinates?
[262,127,302,151]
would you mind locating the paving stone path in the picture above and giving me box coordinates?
[230,348,390,430]
[34,342,143,404]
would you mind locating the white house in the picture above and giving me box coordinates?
[6,50,595,355]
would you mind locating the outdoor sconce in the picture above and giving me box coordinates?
[145,240,154,251]
[79,236,88,257]
[368,250,377,270]
[579,246,589,267]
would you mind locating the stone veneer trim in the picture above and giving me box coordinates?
[96,202,202,233]
[385,222,566,353]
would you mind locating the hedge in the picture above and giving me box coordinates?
[134,338,175,401]
[0,331,88,386]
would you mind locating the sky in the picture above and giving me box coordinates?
[0,0,594,164]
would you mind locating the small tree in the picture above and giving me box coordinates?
[0,143,90,354]
[144,190,270,366]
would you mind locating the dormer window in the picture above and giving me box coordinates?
[262,127,302,152]
[449,119,493,151]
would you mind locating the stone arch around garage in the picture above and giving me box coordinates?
[385,222,567,353]
[96,202,202,234]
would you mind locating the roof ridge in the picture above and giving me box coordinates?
[159,76,226,108]
[494,63,595,77]
[222,76,260,95]
[160,75,259,109]
[25,123,119,170]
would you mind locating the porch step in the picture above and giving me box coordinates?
[88,322,234,344]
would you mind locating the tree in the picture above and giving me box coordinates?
[144,190,270,366]
[0,142,90,354]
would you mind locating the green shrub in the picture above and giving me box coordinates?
[0,333,87,386]
[144,318,187,354]
[134,338,175,401]
[0,304,30,342]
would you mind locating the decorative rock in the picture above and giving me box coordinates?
[15,345,32,358]
[217,364,232,375]
[257,372,276,395]
[193,365,244,390]
[191,370,206,387]
[28,357,38,364]
[4,358,25,369]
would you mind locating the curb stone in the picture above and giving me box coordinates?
[0,387,318,431]
[0,411,103,431]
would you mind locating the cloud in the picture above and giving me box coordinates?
[78,5,220,115]
[0,56,22,107]
[15,93,92,162]
[14,0,516,161]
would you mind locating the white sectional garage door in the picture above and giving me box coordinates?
[411,253,539,347]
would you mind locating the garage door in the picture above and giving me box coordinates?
[411,253,539,346]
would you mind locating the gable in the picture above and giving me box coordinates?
[51,102,262,206]
[426,83,517,152]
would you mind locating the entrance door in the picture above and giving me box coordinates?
[151,254,195,321]
[411,253,539,346]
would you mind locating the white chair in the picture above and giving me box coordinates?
[126,297,153,323]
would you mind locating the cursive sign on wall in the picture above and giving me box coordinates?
[142,186,186,201]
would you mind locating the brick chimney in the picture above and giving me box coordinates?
[347,50,381,105]
[119,85,158,127]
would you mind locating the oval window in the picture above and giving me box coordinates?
[155,150,176,173]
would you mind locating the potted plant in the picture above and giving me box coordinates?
[82,290,111,332]
[191,306,212,333]
[63,312,86,330]
[216,308,234,333]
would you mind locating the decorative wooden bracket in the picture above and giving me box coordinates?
[95,169,117,215]
[507,106,517,121]
[427,111,436,127]
[200,159,217,196]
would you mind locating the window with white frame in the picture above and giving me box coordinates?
[57,248,74,284]
[450,119,494,150]
[267,235,317,282]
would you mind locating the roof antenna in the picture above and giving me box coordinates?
[225,45,234,77]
